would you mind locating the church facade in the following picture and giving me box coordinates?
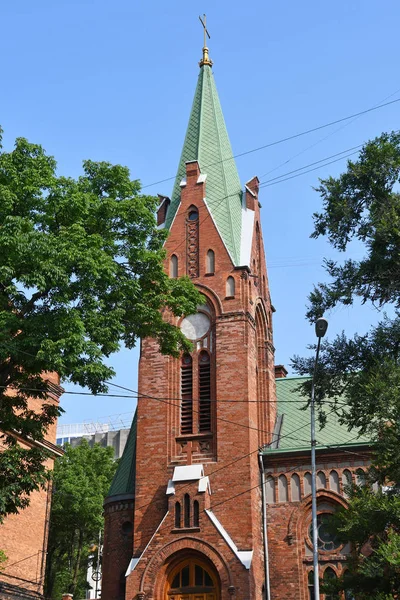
[102,43,371,600]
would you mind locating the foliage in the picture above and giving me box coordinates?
[291,132,400,598]
[0,127,202,520]
[44,440,117,599]
[0,549,7,571]
[322,486,400,599]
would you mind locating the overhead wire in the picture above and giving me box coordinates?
[258,85,400,180]
[141,97,400,190]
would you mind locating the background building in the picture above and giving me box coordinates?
[0,376,63,600]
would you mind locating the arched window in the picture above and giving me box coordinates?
[175,502,181,528]
[309,515,341,552]
[342,469,353,497]
[317,471,327,489]
[181,354,193,434]
[226,276,235,297]
[206,249,215,274]
[266,476,275,504]
[184,494,191,528]
[329,470,340,493]
[169,560,216,595]
[304,472,312,495]
[355,468,366,486]
[343,571,355,600]
[308,570,314,600]
[170,254,178,278]
[278,474,288,502]
[198,351,211,432]
[323,567,339,600]
[193,500,199,527]
[291,473,301,502]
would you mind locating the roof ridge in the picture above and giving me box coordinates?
[206,67,239,265]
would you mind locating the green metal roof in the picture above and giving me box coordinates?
[264,377,371,455]
[165,64,243,265]
[107,411,137,497]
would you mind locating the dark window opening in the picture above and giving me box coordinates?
[308,570,315,600]
[193,500,199,527]
[181,354,193,434]
[184,493,191,528]
[175,502,181,528]
[121,521,133,536]
[188,209,199,221]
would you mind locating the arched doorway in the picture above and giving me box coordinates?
[165,557,219,600]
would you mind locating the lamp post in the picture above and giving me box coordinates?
[311,317,328,600]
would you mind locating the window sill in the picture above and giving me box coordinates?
[225,296,235,300]
[171,527,200,534]
[204,272,215,277]
[176,432,213,442]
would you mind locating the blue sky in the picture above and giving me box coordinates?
[2,0,399,426]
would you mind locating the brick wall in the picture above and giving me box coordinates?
[121,161,276,600]
[0,374,62,597]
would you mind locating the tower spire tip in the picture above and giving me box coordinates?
[198,14,213,67]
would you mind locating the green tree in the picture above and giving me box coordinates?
[0,128,202,521]
[44,440,117,599]
[0,550,7,571]
[292,132,400,598]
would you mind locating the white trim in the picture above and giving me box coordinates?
[125,512,169,576]
[166,479,175,495]
[205,509,253,569]
[157,222,166,230]
[197,173,207,184]
[198,475,211,494]
[239,203,255,267]
[244,184,256,198]
[180,178,187,187]
[172,464,204,482]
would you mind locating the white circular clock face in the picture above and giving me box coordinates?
[180,312,211,341]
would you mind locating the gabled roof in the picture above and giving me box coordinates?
[107,411,137,498]
[263,377,371,455]
[165,63,243,265]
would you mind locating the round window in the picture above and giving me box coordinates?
[188,210,199,221]
[180,313,210,341]
[308,514,340,552]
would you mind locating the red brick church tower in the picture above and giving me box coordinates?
[102,37,277,600]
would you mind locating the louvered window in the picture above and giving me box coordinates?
[181,354,193,434]
[198,351,211,432]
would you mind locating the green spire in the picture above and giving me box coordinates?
[107,412,136,498]
[165,63,243,265]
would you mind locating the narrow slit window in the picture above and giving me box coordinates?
[175,502,181,528]
[317,471,327,489]
[170,254,178,278]
[193,500,199,527]
[181,354,193,434]
[278,474,288,502]
[226,276,235,297]
[198,351,211,432]
[266,476,275,503]
[206,249,215,274]
[291,473,301,502]
[184,493,191,528]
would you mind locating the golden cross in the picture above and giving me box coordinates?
[199,14,210,48]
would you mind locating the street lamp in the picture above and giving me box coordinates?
[311,317,328,600]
